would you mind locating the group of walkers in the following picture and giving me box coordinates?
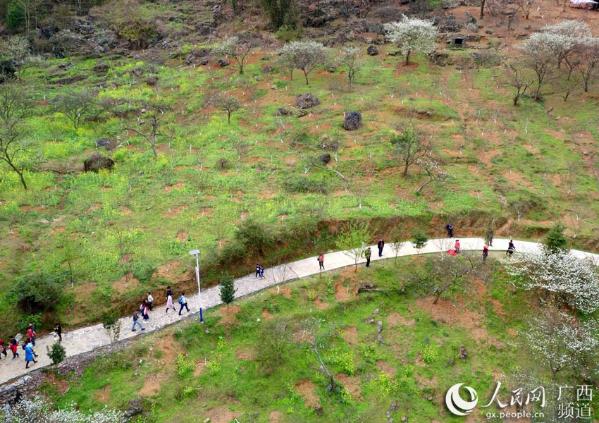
[255,264,265,278]
[132,287,190,332]
[314,225,517,270]
[1,323,63,370]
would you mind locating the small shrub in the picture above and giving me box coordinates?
[234,219,273,257]
[176,353,195,378]
[48,342,66,365]
[283,176,328,194]
[17,314,42,333]
[220,273,236,305]
[412,231,428,249]
[544,223,568,254]
[420,344,438,364]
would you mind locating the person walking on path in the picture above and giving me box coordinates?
[0,339,7,359]
[446,223,454,238]
[147,292,154,311]
[318,254,325,271]
[26,325,36,347]
[9,338,19,359]
[54,323,62,343]
[507,240,515,257]
[24,341,37,369]
[482,244,489,262]
[132,311,145,332]
[255,263,261,278]
[377,239,385,257]
[454,239,461,254]
[140,301,150,321]
[364,247,372,267]
[178,293,190,315]
[485,227,494,247]
[165,290,176,313]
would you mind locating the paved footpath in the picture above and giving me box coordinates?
[1,238,597,385]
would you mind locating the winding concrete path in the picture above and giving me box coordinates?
[1,237,597,385]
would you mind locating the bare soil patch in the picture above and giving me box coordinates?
[194,359,206,377]
[236,347,256,361]
[387,312,415,327]
[336,373,362,399]
[376,360,396,377]
[163,205,187,218]
[220,304,241,326]
[341,326,359,345]
[113,273,140,293]
[139,373,167,397]
[295,380,320,409]
[164,182,185,192]
[94,385,111,403]
[262,309,273,320]
[204,406,238,423]
[314,297,329,310]
[269,411,284,423]
[335,282,351,302]
[415,297,488,341]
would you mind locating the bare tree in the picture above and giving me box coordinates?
[279,41,327,85]
[415,154,448,194]
[126,103,167,159]
[427,254,480,304]
[505,62,532,106]
[339,46,360,89]
[215,35,255,75]
[336,221,370,271]
[390,125,426,177]
[51,89,97,130]
[514,0,535,19]
[578,37,599,93]
[207,93,241,124]
[14,0,40,35]
[0,83,30,190]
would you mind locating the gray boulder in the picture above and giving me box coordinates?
[95,138,116,151]
[343,112,362,131]
[367,45,379,56]
[84,154,114,172]
[296,93,320,109]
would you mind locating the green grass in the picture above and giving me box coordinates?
[0,43,598,333]
[41,256,596,422]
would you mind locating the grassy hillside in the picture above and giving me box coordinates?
[39,256,598,421]
[1,39,598,332]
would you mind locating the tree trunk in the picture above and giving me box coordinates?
[5,158,27,190]
[402,157,410,177]
[405,50,411,66]
[227,111,231,123]
[303,69,309,85]
[480,0,486,18]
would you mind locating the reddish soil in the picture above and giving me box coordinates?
[203,406,238,423]
[376,360,397,377]
[295,380,320,409]
[387,312,415,327]
[341,326,359,345]
[219,304,241,326]
[336,373,362,399]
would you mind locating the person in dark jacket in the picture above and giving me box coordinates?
[446,224,454,238]
[482,245,489,262]
[377,239,385,257]
[54,323,62,342]
[364,247,372,267]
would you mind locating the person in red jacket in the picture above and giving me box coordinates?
[26,324,36,346]
[483,244,489,262]
[9,338,19,359]
[454,239,461,254]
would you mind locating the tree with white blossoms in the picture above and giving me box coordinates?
[384,16,438,66]
[278,41,327,85]
[1,396,125,422]
[339,46,360,89]
[519,32,569,100]
[526,307,599,379]
[542,20,591,76]
[507,252,599,314]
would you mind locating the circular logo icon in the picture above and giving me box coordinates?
[445,383,478,416]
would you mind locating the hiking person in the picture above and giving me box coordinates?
[454,239,461,254]
[9,338,18,359]
[259,265,265,278]
[365,247,372,267]
[482,244,489,262]
[507,240,515,257]
[485,227,494,247]
[26,325,36,346]
[318,253,325,270]
[0,339,7,359]
[165,290,176,313]
[377,239,385,257]
[141,300,150,320]
[54,323,62,342]
[178,292,190,315]
[255,264,261,278]
[132,311,145,332]
[24,341,37,369]
[147,292,154,310]
[446,223,454,238]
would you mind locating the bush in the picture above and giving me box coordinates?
[234,219,273,257]
[544,223,568,254]
[283,176,329,194]
[412,231,428,249]
[176,353,195,378]
[48,342,66,365]
[6,0,24,31]
[9,271,66,314]
[219,273,236,305]
[17,313,42,333]
[256,321,289,375]
[260,0,299,29]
